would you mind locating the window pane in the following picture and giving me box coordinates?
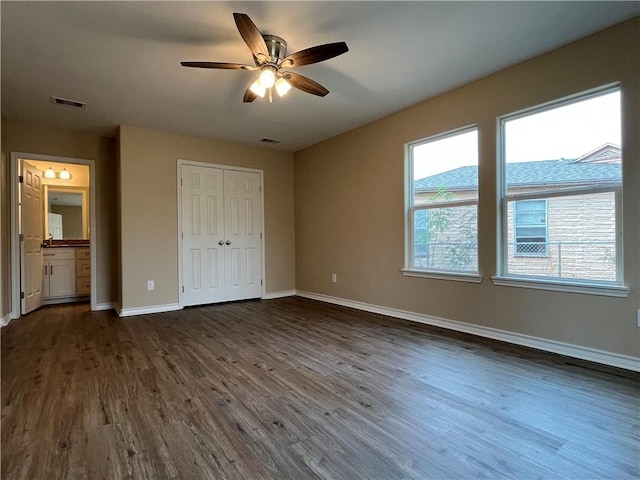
[504,90,622,195]
[516,213,545,225]
[501,87,622,285]
[515,200,547,256]
[413,129,478,206]
[506,192,617,281]
[412,205,477,272]
[413,209,429,256]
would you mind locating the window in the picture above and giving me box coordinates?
[498,87,623,288]
[514,200,547,256]
[405,126,479,279]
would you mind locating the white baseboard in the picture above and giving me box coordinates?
[262,290,296,300]
[296,290,640,372]
[117,303,181,318]
[1,313,11,327]
[94,302,116,311]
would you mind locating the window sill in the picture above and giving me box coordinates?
[401,269,483,284]
[491,275,629,298]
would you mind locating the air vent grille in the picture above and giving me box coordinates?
[260,138,280,144]
[51,96,86,109]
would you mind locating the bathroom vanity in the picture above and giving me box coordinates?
[42,242,90,304]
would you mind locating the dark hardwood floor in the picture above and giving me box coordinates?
[2,297,638,479]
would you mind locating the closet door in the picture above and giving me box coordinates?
[181,164,263,306]
[182,165,225,306]
[223,169,263,301]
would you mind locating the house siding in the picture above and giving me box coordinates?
[506,192,616,281]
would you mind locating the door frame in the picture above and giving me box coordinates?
[176,159,266,308]
[10,152,97,318]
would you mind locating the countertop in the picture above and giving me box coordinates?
[42,240,90,248]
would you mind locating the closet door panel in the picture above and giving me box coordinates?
[182,165,225,306]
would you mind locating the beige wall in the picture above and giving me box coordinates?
[3,122,118,308]
[294,18,640,357]
[118,126,295,311]
[1,116,10,320]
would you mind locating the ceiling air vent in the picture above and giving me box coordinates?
[260,138,280,144]
[51,96,86,109]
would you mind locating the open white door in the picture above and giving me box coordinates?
[47,213,63,239]
[21,161,44,314]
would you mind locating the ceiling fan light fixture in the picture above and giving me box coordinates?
[275,78,292,97]
[249,80,266,97]
[181,13,348,103]
[258,66,277,88]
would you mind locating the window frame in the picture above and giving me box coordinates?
[402,124,482,283]
[494,85,627,296]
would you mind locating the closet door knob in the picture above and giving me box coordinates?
[218,240,224,246]
[225,240,231,245]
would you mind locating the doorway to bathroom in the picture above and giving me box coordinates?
[10,152,96,316]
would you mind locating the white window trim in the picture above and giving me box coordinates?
[404,125,480,278]
[496,85,625,292]
[491,275,629,298]
[401,269,483,283]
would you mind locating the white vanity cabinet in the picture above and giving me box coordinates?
[43,248,76,298]
[42,247,90,303]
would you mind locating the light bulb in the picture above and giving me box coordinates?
[275,78,292,97]
[249,80,266,97]
[59,168,71,180]
[44,167,56,179]
[258,67,276,88]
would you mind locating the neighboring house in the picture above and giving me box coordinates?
[413,144,621,280]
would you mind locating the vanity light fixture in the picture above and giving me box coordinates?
[43,167,73,180]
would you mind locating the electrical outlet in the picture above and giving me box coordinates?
[331,273,337,283]
[147,280,154,291]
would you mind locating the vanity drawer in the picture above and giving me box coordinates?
[76,259,91,276]
[76,278,91,295]
[43,248,76,260]
[76,249,90,259]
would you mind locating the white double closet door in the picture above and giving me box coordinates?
[181,164,263,306]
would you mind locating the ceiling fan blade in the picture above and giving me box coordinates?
[180,61,256,70]
[243,86,258,103]
[281,42,348,68]
[233,13,269,59]
[282,72,329,97]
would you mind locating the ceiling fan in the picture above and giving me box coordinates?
[180,13,349,103]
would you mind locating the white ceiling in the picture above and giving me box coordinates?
[2,1,638,152]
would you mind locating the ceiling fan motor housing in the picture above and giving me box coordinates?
[262,35,287,62]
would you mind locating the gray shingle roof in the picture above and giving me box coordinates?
[414,160,621,191]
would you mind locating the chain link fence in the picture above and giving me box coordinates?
[413,241,615,281]
[507,241,616,281]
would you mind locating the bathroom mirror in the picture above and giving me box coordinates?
[44,186,89,240]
